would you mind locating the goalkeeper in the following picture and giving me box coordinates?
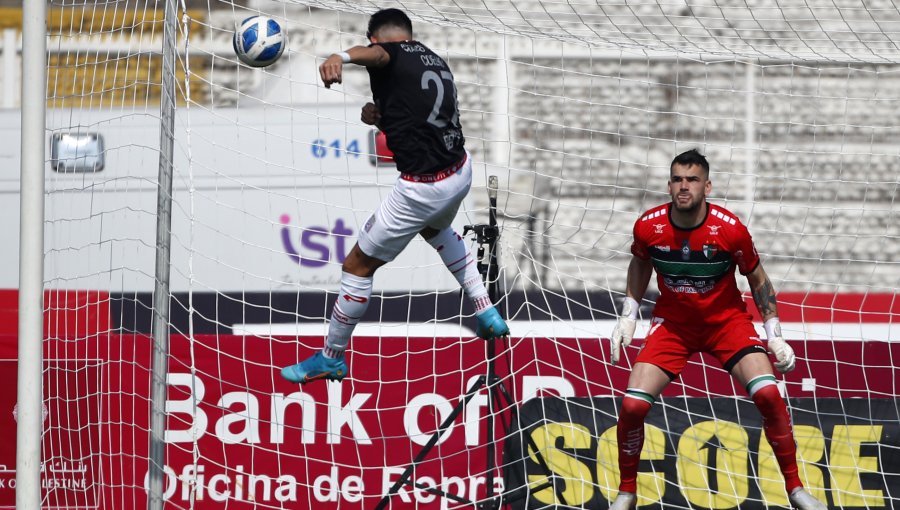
[608,149,826,510]
[280,8,509,385]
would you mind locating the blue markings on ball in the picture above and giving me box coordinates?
[233,15,286,67]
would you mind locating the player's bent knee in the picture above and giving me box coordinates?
[342,245,387,277]
[752,384,786,412]
[620,396,653,420]
[419,225,442,240]
[423,226,458,248]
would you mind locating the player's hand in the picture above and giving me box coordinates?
[361,102,381,125]
[610,316,636,365]
[319,54,344,88]
[767,336,796,373]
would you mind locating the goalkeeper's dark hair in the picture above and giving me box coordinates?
[671,148,710,177]
[367,9,413,39]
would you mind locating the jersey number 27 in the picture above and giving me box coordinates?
[421,70,460,129]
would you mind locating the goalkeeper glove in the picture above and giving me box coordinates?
[764,318,796,374]
[610,297,638,365]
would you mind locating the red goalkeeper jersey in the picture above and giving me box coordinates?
[631,203,760,326]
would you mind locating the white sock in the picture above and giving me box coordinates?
[426,228,492,314]
[324,272,373,357]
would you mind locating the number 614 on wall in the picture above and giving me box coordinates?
[311,139,361,158]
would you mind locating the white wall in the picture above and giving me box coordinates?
[4,107,479,293]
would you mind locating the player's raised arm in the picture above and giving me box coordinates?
[319,45,391,88]
[610,255,653,365]
[747,264,796,373]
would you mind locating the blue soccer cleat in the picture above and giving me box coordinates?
[281,351,348,384]
[476,306,510,340]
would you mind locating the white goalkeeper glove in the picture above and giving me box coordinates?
[610,297,639,365]
[764,318,796,374]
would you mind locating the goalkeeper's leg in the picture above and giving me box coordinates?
[616,390,653,494]
[613,361,673,509]
[716,324,829,506]
[748,377,802,492]
[749,378,827,509]
[733,353,805,493]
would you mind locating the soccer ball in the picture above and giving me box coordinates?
[233,16,286,68]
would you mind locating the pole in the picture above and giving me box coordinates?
[375,176,562,509]
[744,62,757,217]
[491,38,511,168]
[2,28,18,108]
[483,176,500,508]
[148,0,179,507]
[17,1,47,508]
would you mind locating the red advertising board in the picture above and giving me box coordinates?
[0,357,102,509]
[0,289,897,508]
[0,332,898,509]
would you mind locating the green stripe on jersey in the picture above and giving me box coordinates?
[625,389,656,405]
[651,258,732,278]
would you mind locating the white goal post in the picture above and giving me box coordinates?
[9,1,900,509]
[15,0,46,508]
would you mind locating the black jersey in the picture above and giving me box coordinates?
[367,41,465,175]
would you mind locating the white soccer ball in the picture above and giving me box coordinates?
[232,16,286,68]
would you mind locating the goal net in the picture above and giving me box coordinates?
[6,0,899,508]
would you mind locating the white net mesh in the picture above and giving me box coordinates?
[5,0,898,508]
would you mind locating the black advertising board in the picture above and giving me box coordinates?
[504,397,899,509]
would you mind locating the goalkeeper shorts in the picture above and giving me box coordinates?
[635,316,768,378]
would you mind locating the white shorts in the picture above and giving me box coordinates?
[358,154,472,262]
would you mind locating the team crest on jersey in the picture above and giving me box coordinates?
[681,239,691,261]
[654,223,665,234]
[443,129,462,150]
[703,243,719,259]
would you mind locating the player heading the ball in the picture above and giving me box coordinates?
[607,149,826,510]
[281,8,509,385]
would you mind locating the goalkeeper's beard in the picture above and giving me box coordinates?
[672,196,704,214]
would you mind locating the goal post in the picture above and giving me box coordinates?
[147,0,179,508]
[16,0,46,508]
[8,1,900,509]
